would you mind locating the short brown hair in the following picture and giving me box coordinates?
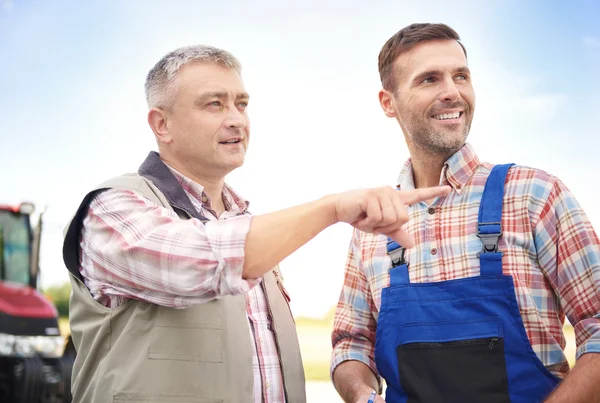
[378,23,467,91]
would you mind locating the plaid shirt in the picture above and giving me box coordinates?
[80,165,285,402]
[332,143,600,381]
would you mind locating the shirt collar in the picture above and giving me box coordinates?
[396,142,480,193]
[165,164,250,214]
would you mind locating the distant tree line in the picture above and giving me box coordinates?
[43,282,71,317]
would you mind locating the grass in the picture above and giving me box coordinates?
[59,315,577,381]
[59,317,70,337]
[303,361,332,382]
[564,323,576,367]
[296,314,335,381]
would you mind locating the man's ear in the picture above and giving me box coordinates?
[379,89,397,118]
[378,89,398,118]
[148,108,173,145]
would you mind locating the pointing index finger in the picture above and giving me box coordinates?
[396,185,451,205]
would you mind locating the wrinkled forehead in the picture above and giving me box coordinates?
[395,40,468,82]
[176,62,247,97]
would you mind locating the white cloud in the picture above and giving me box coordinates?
[2,0,12,10]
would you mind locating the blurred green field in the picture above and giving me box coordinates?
[59,313,577,382]
[59,317,69,336]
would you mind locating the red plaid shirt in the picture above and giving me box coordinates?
[332,143,600,381]
[80,165,285,402]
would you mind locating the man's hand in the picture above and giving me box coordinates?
[332,185,451,247]
[243,184,450,279]
[354,391,386,403]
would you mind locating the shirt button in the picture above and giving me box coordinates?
[201,194,208,203]
[431,248,438,255]
[428,207,436,215]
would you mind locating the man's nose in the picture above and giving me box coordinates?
[438,78,460,103]
[224,104,247,129]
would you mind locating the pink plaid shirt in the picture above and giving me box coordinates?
[80,165,285,402]
[332,143,600,381]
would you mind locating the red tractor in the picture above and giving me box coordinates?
[0,202,74,402]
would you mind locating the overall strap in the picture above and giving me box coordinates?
[477,163,514,276]
[387,239,410,286]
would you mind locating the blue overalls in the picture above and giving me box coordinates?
[374,164,560,403]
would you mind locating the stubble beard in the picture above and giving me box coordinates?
[400,104,472,158]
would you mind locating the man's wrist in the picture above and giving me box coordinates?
[349,384,377,403]
[318,194,339,226]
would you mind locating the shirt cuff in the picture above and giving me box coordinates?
[331,349,381,391]
[576,335,600,359]
[575,314,600,360]
[204,215,260,295]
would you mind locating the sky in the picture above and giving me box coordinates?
[1,0,599,318]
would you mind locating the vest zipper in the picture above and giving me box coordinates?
[261,280,290,403]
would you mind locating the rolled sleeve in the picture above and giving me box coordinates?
[534,178,600,360]
[81,189,259,308]
[331,338,379,381]
[576,314,600,358]
[204,215,260,295]
[331,229,381,384]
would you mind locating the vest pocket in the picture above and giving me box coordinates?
[148,303,224,362]
[396,318,510,403]
[148,326,223,362]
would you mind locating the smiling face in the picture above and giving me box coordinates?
[379,39,475,157]
[151,62,250,180]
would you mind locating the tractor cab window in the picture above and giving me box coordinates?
[0,210,31,285]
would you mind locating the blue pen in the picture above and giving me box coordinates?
[367,390,377,403]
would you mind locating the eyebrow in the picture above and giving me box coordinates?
[195,91,250,105]
[412,66,471,84]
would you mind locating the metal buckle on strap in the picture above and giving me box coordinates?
[476,222,503,257]
[387,239,409,270]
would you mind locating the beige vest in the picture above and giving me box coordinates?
[63,172,306,403]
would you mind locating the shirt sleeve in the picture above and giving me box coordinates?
[79,188,258,308]
[534,177,600,359]
[331,228,381,385]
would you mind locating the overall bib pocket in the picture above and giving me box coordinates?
[396,318,510,403]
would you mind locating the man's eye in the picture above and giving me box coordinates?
[238,102,248,108]
[456,74,467,80]
[422,77,434,83]
[209,101,222,107]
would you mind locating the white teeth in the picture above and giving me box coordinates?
[433,112,461,120]
[224,139,239,143]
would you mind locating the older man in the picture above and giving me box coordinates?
[62,45,448,402]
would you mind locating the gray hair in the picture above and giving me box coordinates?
[145,45,242,109]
